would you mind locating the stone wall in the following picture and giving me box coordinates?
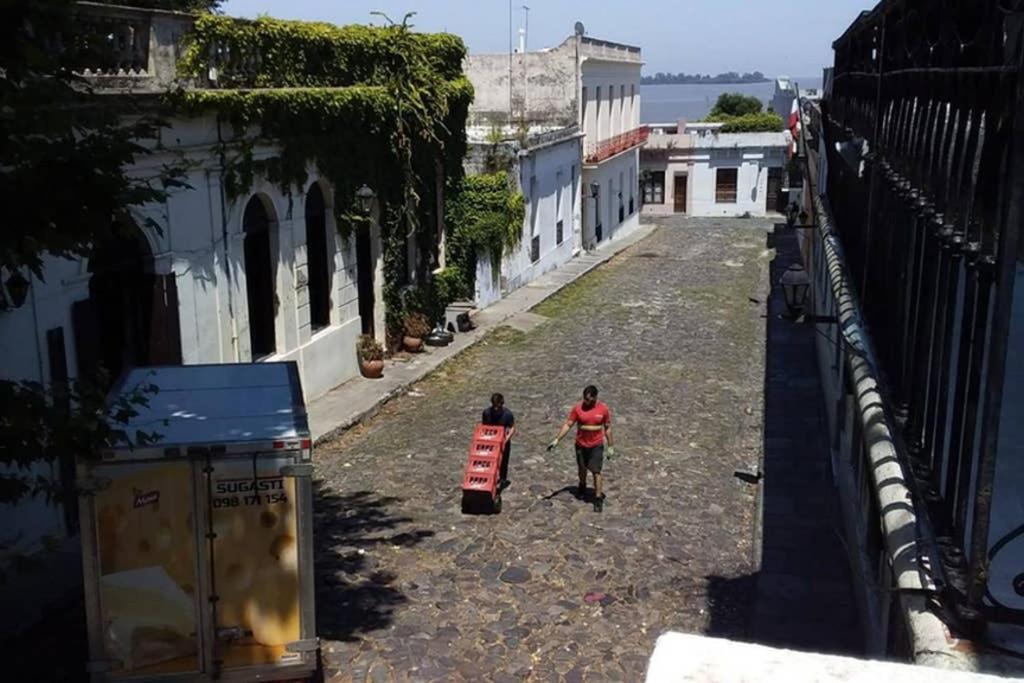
[464,40,578,130]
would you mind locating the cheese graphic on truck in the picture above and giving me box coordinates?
[100,567,196,671]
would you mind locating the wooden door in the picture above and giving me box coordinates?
[673,175,688,213]
[767,167,784,212]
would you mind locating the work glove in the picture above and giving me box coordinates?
[546,439,560,451]
[606,446,616,459]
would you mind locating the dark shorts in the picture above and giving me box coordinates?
[575,444,604,474]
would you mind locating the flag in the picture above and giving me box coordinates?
[788,98,801,156]
[788,97,801,135]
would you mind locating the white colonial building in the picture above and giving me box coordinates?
[641,121,790,217]
[458,123,584,309]
[464,25,645,275]
[0,4,443,589]
[579,38,645,248]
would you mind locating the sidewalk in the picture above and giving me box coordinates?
[308,224,656,442]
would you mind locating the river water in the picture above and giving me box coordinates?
[640,77,824,124]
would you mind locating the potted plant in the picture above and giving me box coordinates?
[357,335,384,379]
[403,312,431,353]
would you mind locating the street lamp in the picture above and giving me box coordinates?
[356,184,376,214]
[589,182,599,199]
[780,263,810,316]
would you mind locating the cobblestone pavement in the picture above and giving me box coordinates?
[315,219,774,682]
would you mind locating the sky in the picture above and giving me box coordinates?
[221,0,877,78]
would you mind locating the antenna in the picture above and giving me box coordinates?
[522,5,529,52]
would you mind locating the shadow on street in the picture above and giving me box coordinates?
[314,483,434,642]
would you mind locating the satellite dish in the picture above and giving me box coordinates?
[574,21,585,37]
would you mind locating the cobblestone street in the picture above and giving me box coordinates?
[316,219,775,682]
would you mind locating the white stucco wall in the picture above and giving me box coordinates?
[504,136,582,292]
[583,148,641,250]
[474,253,502,310]
[641,133,788,217]
[581,60,641,149]
[689,152,770,217]
[0,114,377,554]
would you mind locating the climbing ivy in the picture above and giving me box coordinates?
[172,13,471,345]
[443,172,525,304]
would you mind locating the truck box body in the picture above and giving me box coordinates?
[77,362,317,682]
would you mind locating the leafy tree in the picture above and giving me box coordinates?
[0,0,183,511]
[1,0,190,277]
[708,93,764,118]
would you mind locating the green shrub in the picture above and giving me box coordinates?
[707,93,763,118]
[717,112,785,133]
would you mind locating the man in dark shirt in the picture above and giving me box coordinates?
[481,392,516,488]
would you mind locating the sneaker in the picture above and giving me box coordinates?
[594,496,605,513]
[574,484,586,500]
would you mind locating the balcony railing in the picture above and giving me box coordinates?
[585,126,650,164]
[825,0,1024,647]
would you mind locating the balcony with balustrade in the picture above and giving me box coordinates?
[583,125,650,165]
[56,1,195,93]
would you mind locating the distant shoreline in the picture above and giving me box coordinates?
[640,79,771,86]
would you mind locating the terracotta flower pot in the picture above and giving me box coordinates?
[360,359,384,379]
[403,336,424,353]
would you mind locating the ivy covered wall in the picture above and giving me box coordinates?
[171,14,472,345]
[442,172,525,306]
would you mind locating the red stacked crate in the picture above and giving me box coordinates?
[461,424,505,513]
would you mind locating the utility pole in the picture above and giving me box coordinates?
[508,0,513,127]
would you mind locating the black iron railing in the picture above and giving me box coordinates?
[825,0,1024,623]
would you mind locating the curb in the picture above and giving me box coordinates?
[312,225,655,445]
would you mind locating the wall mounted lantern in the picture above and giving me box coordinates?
[589,182,600,199]
[356,184,376,215]
[4,271,29,310]
[780,263,810,316]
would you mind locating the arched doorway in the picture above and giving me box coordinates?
[305,184,331,332]
[243,196,277,359]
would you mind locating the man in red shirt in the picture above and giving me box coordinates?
[547,385,615,512]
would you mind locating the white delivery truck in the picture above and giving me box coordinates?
[77,362,317,682]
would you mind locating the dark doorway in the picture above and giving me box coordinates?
[243,197,277,359]
[47,327,79,534]
[355,226,375,336]
[673,175,688,213]
[83,227,155,382]
[305,184,331,332]
[767,167,785,212]
[593,185,602,244]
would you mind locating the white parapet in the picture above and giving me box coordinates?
[644,633,1012,683]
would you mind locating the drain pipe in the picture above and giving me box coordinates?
[215,118,240,361]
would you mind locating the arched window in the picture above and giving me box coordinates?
[243,197,276,359]
[305,184,331,331]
